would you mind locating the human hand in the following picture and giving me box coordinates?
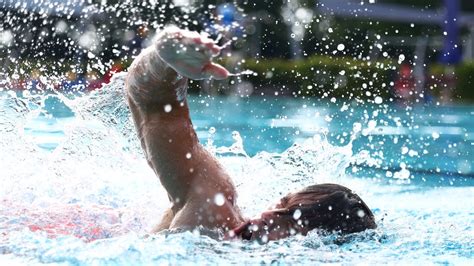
[155,26,230,80]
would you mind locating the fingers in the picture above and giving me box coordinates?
[155,26,229,80]
[206,42,222,56]
[197,36,221,56]
[185,35,221,57]
[202,62,230,80]
[161,27,222,56]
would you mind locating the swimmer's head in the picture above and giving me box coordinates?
[235,183,376,243]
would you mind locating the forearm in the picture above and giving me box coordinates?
[127,97,199,204]
[125,47,199,202]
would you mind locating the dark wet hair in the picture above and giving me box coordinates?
[278,183,376,234]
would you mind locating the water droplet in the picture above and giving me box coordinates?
[367,120,377,130]
[353,123,362,133]
[398,54,405,64]
[214,193,225,206]
[374,96,383,104]
[293,209,302,220]
[401,146,409,154]
[289,228,297,235]
[357,209,366,217]
[250,224,259,232]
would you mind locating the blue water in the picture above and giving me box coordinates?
[0,75,473,264]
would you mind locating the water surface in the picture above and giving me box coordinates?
[0,75,472,265]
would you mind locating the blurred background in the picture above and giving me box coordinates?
[0,0,473,103]
[2,2,474,263]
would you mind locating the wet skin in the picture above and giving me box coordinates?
[245,211,310,242]
[126,27,245,233]
[126,27,334,242]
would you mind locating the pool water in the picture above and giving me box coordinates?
[0,74,473,265]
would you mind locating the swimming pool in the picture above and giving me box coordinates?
[1,74,473,264]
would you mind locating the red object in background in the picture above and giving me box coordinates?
[86,63,123,91]
[85,63,124,91]
[394,63,415,100]
[8,79,27,91]
[0,200,126,242]
[102,63,123,85]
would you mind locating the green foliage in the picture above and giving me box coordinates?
[427,62,474,101]
[242,56,474,102]
[454,62,474,101]
[242,55,394,100]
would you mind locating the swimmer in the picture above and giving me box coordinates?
[125,26,376,242]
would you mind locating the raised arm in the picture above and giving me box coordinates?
[125,27,243,231]
[126,26,229,104]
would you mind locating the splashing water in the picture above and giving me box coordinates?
[227,69,257,77]
[0,76,473,264]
